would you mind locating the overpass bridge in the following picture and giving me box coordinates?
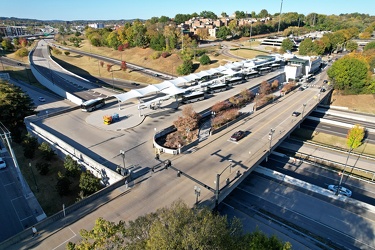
[1,79,331,249]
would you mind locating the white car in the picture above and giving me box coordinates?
[0,157,6,169]
[328,185,352,197]
[38,97,46,102]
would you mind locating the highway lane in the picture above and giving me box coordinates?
[301,119,375,142]
[220,172,374,250]
[262,153,375,204]
[310,109,375,131]
[32,40,116,101]
[48,41,174,81]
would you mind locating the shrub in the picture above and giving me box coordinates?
[15,47,29,57]
[36,162,50,175]
[64,51,70,56]
[161,52,170,58]
[199,54,211,65]
[151,51,161,59]
[177,60,193,75]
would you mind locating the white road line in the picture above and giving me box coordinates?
[52,227,77,250]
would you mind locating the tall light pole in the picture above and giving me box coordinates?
[0,47,4,70]
[266,128,275,162]
[120,150,126,175]
[249,21,253,48]
[337,147,352,195]
[277,0,284,34]
[301,103,307,119]
[194,185,201,205]
[111,70,114,90]
[215,161,235,208]
[255,93,259,111]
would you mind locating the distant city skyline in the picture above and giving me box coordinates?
[1,0,374,22]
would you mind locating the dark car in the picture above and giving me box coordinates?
[17,63,22,66]
[292,111,301,117]
[320,88,326,92]
[230,130,245,142]
[323,80,328,84]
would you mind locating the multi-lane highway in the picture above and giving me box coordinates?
[31,40,116,101]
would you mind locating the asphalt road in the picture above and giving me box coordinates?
[32,40,115,101]
[220,171,374,249]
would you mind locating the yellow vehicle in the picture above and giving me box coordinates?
[103,115,112,125]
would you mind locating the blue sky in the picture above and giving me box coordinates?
[1,0,374,21]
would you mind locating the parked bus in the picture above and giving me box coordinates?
[245,71,260,79]
[181,91,205,104]
[81,98,105,112]
[207,83,228,93]
[258,66,272,74]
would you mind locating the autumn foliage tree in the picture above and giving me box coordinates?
[259,81,271,97]
[346,124,365,150]
[173,105,201,135]
[106,64,113,72]
[121,61,127,71]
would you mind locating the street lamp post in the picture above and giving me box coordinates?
[266,128,275,162]
[214,160,235,208]
[255,93,259,111]
[194,185,201,204]
[29,163,39,192]
[249,21,253,48]
[120,150,126,175]
[111,70,114,90]
[337,148,352,195]
[301,103,307,118]
[277,0,284,34]
[0,47,4,70]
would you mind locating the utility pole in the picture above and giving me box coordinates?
[277,0,284,34]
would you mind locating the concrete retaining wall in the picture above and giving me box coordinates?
[29,47,83,105]
[24,119,123,186]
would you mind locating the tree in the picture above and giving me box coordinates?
[22,133,38,159]
[346,41,358,52]
[0,81,36,140]
[327,56,369,94]
[79,171,102,196]
[38,141,55,161]
[1,38,13,51]
[347,124,365,150]
[298,38,315,55]
[281,39,294,52]
[195,28,209,40]
[69,201,291,249]
[120,61,127,71]
[64,155,81,177]
[15,47,28,57]
[56,171,71,196]
[364,41,375,51]
[216,26,231,40]
[259,81,271,96]
[199,54,210,65]
[36,162,50,175]
[173,105,201,135]
[258,9,269,18]
[176,60,193,75]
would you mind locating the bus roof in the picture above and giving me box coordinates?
[82,98,104,106]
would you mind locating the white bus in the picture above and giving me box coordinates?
[181,91,205,104]
[207,84,227,93]
[81,98,105,112]
[245,71,260,79]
